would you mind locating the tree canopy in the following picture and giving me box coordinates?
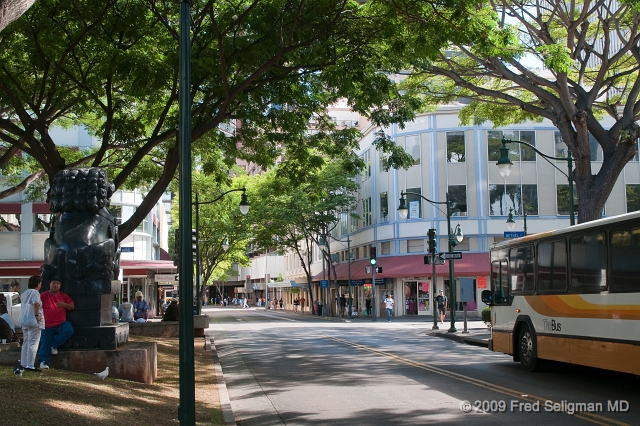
[0,0,453,239]
[170,171,252,305]
[395,0,640,223]
[250,158,360,306]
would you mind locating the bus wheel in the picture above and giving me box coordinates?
[518,325,541,372]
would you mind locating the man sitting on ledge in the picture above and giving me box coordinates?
[38,277,74,369]
[162,299,179,321]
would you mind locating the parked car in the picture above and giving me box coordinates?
[1,292,21,329]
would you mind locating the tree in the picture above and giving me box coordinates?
[250,159,360,311]
[395,0,640,223]
[170,172,252,306]
[0,0,36,32]
[0,0,427,240]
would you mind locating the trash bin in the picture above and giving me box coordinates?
[317,303,323,316]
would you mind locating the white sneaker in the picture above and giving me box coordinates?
[50,348,58,355]
[39,362,49,369]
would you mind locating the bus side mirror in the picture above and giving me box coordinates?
[481,290,493,305]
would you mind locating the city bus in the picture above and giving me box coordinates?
[482,211,640,373]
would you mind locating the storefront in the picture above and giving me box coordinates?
[313,252,490,318]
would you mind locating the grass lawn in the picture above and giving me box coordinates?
[0,336,225,425]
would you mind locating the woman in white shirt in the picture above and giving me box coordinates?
[20,275,45,371]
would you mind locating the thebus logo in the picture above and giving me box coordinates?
[543,319,562,332]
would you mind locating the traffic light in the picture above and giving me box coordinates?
[424,255,431,265]
[369,246,377,265]
[173,229,180,265]
[191,229,198,264]
[428,229,437,254]
[375,266,382,273]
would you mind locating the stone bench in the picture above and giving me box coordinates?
[0,341,156,384]
[128,315,210,337]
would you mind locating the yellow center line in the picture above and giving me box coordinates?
[324,335,629,426]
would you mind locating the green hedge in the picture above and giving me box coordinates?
[481,306,491,324]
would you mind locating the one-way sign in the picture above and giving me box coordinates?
[440,252,463,260]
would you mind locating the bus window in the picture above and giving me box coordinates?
[491,259,509,303]
[570,232,606,292]
[611,227,640,292]
[510,245,534,293]
[537,240,567,293]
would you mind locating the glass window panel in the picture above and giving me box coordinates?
[405,135,420,165]
[610,227,640,292]
[446,131,465,162]
[380,192,389,223]
[510,245,534,293]
[407,239,424,253]
[489,184,537,216]
[0,214,21,232]
[522,184,539,215]
[557,184,578,216]
[626,185,640,212]
[537,240,568,292]
[381,241,391,255]
[361,150,371,180]
[405,187,422,219]
[501,130,521,161]
[570,233,606,292]
[33,213,53,232]
[448,185,467,216]
[488,131,503,162]
[588,133,603,161]
[519,131,536,161]
[555,131,567,157]
[491,259,509,304]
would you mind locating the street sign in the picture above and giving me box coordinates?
[426,254,445,265]
[121,246,134,253]
[441,252,463,260]
[154,274,177,283]
[504,231,525,238]
[320,279,329,288]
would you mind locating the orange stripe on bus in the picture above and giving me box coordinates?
[525,295,640,320]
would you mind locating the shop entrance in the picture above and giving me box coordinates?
[405,280,432,316]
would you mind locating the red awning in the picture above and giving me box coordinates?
[313,252,490,281]
[0,260,43,277]
[0,260,177,277]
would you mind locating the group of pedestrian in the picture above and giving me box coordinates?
[16,275,75,373]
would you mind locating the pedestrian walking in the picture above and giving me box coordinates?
[365,295,372,317]
[279,298,283,309]
[435,290,447,324]
[383,294,394,322]
[339,294,347,317]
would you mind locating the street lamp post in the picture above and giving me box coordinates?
[398,191,463,333]
[178,0,194,421]
[506,208,527,235]
[193,188,249,315]
[497,137,575,226]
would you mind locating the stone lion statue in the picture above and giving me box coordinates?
[41,167,120,291]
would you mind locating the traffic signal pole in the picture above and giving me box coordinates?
[428,229,438,330]
[370,247,377,321]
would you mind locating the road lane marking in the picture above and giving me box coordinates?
[325,336,629,426]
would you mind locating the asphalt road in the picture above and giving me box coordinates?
[206,307,639,426]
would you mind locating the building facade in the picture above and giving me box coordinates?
[257,103,639,320]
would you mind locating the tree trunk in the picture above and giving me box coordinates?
[0,0,36,32]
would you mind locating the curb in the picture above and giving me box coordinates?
[427,330,490,348]
[205,331,237,426]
